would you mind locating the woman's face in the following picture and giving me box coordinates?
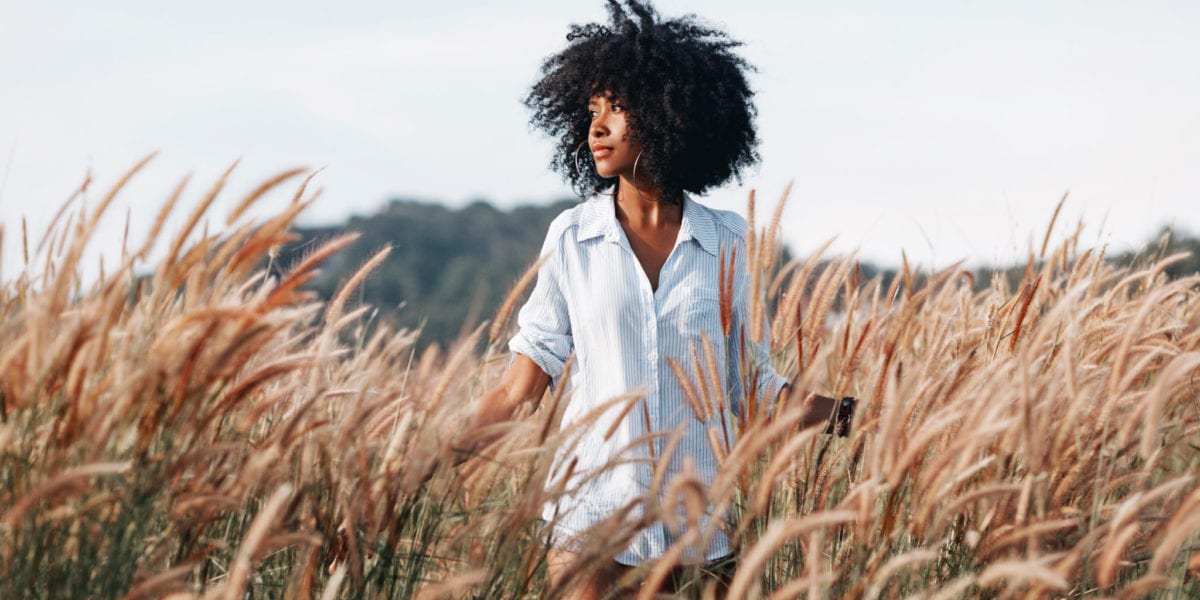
[587,93,643,179]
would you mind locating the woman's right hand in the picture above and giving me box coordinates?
[452,353,552,464]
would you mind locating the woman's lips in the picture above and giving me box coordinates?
[591,147,613,160]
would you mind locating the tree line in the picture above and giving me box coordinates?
[284,197,1200,349]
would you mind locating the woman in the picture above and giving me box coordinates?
[463,1,850,597]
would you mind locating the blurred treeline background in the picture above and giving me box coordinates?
[285,197,1200,348]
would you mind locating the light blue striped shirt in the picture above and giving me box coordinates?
[509,191,787,566]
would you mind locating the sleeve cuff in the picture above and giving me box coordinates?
[508,332,568,389]
[762,372,790,418]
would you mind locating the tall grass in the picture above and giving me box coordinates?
[1,160,1198,598]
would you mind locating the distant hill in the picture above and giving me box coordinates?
[282,199,1199,349]
[286,197,575,347]
[1108,227,1200,279]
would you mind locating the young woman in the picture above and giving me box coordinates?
[463,1,850,597]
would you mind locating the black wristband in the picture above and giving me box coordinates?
[828,397,856,437]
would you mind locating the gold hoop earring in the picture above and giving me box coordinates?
[573,140,588,179]
[630,150,646,203]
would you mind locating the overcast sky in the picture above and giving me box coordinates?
[2,0,1198,282]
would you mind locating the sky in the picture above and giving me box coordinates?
[2,0,1198,283]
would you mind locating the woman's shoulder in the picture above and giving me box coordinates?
[540,195,603,249]
[688,197,749,241]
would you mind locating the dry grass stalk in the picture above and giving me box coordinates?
[3,170,1200,598]
[3,462,131,528]
[326,244,392,327]
[669,357,707,424]
[1040,191,1069,259]
[163,160,237,278]
[756,180,792,294]
[224,166,308,226]
[217,484,295,600]
[21,215,29,268]
[718,244,736,338]
[35,174,89,256]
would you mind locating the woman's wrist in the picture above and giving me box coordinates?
[791,390,856,437]
[830,396,856,436]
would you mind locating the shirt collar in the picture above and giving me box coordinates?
[576,189,718,256]
[576,190,619,243]
[678,193,719,256]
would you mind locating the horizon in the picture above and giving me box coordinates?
[300,192,1199,274]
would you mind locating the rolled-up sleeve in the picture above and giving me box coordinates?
[508,225,573,388]
[726,239,788,417]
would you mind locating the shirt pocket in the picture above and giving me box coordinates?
[676,287,725,357]
[672,287,728,423]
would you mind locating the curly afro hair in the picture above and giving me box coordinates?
[525,0,759,205]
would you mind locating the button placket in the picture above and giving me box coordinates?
[647,248,678,462]
[644,284,660,461]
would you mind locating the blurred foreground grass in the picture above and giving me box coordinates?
[2,160,1199,598]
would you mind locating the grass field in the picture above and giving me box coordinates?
[2,161,1199,598]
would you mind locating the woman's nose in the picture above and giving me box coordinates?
[590,111,610,138]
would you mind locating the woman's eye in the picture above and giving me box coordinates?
[611,104,624,112]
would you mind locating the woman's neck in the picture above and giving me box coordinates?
[615,175,681,229]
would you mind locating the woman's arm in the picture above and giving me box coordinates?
[778,385,856,436]
[458,354,551,453]
[458,212,573,454]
